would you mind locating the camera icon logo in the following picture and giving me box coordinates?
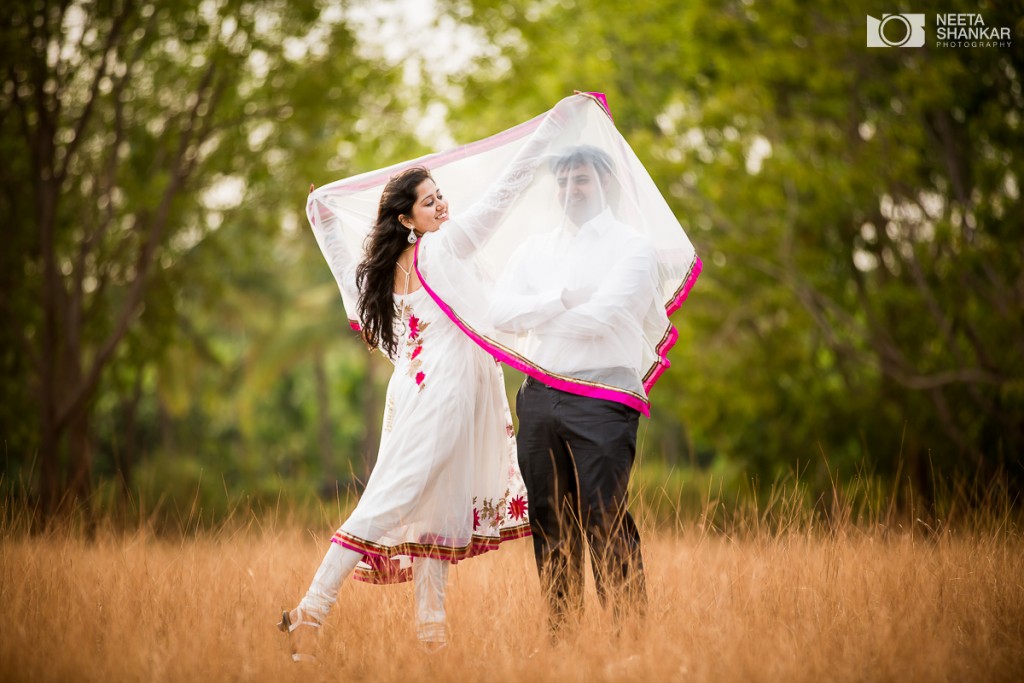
[867,14,926,47]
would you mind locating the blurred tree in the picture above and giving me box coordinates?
[439,0,1024,498]
[1,0,417,521]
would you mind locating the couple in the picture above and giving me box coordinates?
[281,93,701,659]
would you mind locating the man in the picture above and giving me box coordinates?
[491,145,661,634]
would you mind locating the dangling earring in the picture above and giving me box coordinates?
[407,230,418,244]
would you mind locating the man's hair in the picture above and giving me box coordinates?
[550,144,614,178]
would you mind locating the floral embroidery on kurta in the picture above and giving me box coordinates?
[508,495,528,521]
[473,489,513,528]
[402,309,431,391]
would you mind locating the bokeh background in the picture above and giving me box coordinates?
[3,0,1022,529]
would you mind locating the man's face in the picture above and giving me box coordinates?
[556,162,608,226]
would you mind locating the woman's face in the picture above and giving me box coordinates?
[400,179,449,235]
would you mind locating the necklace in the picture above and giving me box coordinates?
[396,245,415,281]
[395,247,414,299]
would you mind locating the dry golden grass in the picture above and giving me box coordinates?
[2,512,1023,683]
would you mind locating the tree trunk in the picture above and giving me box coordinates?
[67,407,95,531]
[114,371,144,515]
[37,422,62,527]
[36,140,63,523]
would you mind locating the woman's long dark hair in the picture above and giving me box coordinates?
[356,166,432,359]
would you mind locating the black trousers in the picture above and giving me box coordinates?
[516,377,647,629]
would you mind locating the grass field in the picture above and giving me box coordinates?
[2,500,1022,683]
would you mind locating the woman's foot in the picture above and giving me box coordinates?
[417,621,448,654]
[277,607,321,663]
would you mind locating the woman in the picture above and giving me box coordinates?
[278,166,533,659]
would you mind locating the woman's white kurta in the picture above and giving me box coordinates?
[331,284,529,585]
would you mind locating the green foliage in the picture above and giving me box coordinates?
[1,0,426,515]
[4,0,1022,522]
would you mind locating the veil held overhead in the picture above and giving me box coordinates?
[306,92,702,416]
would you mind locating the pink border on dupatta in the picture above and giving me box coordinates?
[577,90,613,120]
[642,255,703,395]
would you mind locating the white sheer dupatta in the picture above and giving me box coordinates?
[306,92,701,415]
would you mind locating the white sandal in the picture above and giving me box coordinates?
[277,607,321,663]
